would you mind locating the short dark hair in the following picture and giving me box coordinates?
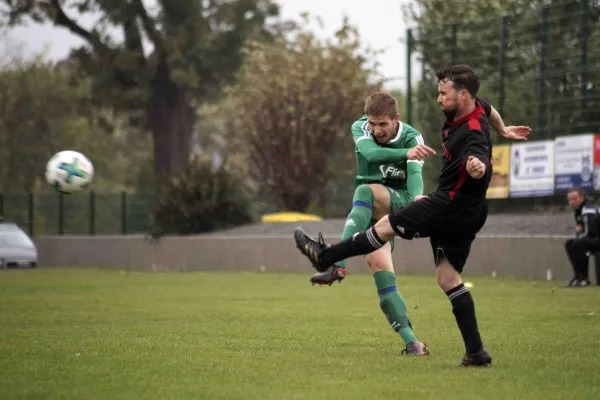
[364,92,398,119]
[436,64,480,98]
[568,186,585,197]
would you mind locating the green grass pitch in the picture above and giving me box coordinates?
[1,268,600,399]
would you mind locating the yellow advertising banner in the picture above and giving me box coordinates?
[487,144,510,199]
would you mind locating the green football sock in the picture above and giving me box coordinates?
[336,185,374,268]
[374,271,418,345]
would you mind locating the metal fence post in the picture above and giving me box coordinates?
[89,191,95,235]
[580,0,589,131]
[27,193,34,237]
[121,192,127,234]
[58,192,64,235]
[451,23,458,64]
[0,193,3,219]
[538,7,549,138]
[406,28,412,125]
[498,15,509,116]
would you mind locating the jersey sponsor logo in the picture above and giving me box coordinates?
[379,165,406,179]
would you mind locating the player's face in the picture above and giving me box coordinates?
[567,191,584,210]
[367,114,399,144]
[437,79,467,120]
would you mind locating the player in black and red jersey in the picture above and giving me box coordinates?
[293,64,530,367]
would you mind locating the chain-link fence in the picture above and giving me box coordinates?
[407,0,600,138]
[0,192,156,237]
[404,0,600,212]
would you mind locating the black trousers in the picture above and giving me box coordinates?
[565,238,600,283]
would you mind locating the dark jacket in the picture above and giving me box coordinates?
[575,201,600,240]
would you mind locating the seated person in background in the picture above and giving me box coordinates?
[565,186,600,287]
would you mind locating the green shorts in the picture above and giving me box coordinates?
[367,187,413,252]
[386,187,413,212]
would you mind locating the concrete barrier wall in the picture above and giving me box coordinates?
[34,234,596,282]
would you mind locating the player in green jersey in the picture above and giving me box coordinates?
[308,92,435,355]
[307,92,528,356]
[311,92,433,284]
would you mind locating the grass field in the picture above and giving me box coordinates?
[1,268,600,400]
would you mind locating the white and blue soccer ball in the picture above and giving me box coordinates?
[45,150,94,194]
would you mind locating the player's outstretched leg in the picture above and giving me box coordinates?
[310,185,375,286]
[435,251,491,367]
[294,215,394,272]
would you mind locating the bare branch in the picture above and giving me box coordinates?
[133,0,165,56]
[122,13,146,68]
[43,0,110,56]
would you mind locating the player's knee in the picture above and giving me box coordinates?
[373,216,395,242]
[366,184,390,219]
[366,256,388,273]
[374,215,389,229]
[367,260,384,273]
[435,258,461,291]
[354,184,373,201]
[436,270,459,292]
[366,243,394,272]
[352,184,374,210]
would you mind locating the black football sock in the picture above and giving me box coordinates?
[320,227,385,266]
[447,283,483,354]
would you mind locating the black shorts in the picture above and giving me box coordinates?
[388,196,488,272]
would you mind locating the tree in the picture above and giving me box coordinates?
[0,45,151,193]
[227,16,383,212]
[1,0,281,184]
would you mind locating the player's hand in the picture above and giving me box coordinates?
[466,156,486,179]
[407,144,436,160]
[501,126,531,141]
[576,224,583,233]
[414,195,427,201]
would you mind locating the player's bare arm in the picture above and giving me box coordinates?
[488,105,531,141]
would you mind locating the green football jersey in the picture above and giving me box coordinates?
[351,115,425,191]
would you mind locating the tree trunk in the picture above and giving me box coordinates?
[146,64,196,186]
[277,185,313,212]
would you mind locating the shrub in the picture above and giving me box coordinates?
[149,155,257,238]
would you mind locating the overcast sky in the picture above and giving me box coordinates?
[2,0,417,90]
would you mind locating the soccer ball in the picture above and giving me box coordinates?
[45,151,94,194]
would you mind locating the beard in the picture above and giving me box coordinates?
[442,105,458,120]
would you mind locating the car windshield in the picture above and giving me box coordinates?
[0,227,34,248]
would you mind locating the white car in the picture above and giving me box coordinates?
[0,222,38,269]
